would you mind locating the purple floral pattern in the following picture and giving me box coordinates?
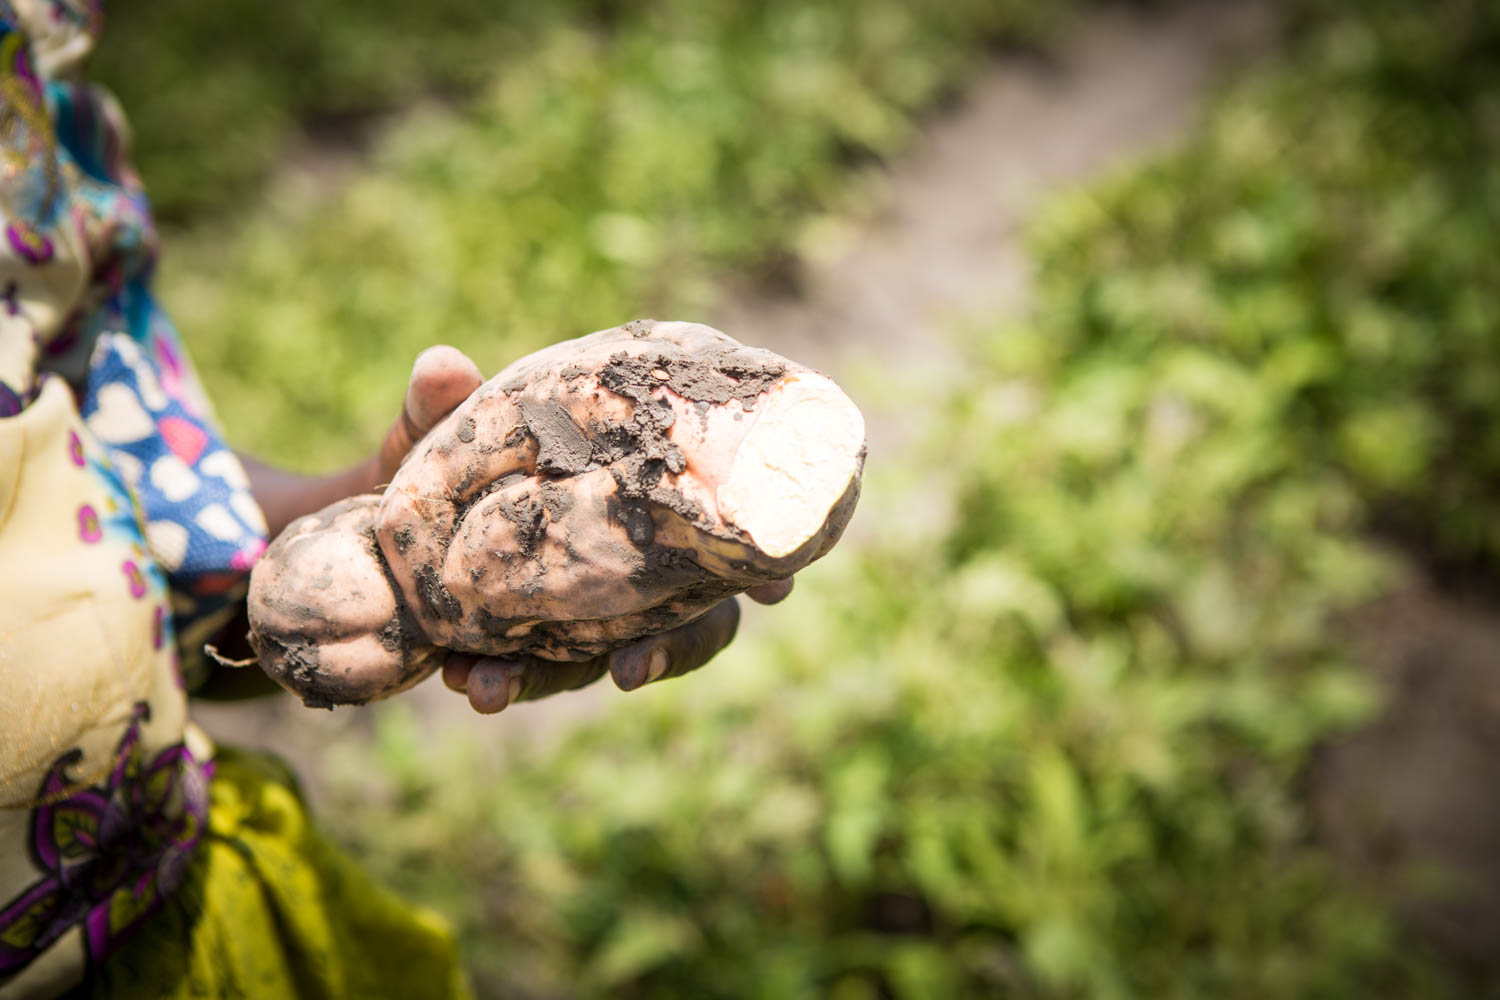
[5,218,52,263]
[0,702,212,979]
[0,379,21,417]
[120,558,145,598]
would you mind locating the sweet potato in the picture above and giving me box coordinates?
[247,320,865,707]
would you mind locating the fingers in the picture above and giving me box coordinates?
[745,577,794,605]
[444,650,610,714]
[442,595,745,712]
[405,346,484,433]
[441,652,479,692]
[380,346,485,481]
[609,598,741,692]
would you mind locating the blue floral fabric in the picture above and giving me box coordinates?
[2,32,271,684]
[81,334,268,668]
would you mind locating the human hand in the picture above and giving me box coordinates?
[440,578,794,713]
[375,345,485,487]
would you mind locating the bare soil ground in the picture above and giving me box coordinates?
[712,0,1275,456]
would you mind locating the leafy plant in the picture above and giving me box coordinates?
[100,0,1071,471]
[305,0,1500,997]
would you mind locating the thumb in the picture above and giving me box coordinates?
[380,346,484,481]
[405,345,484,432]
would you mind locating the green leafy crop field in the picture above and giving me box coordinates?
[314,1,1499,996]
[96,0,1070,472]
[98,0,1500,995]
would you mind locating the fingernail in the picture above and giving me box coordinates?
[505,675,523,706]
[647,648,669,683]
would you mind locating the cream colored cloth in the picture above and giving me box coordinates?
[0,3,228,994]
[0,378,211,999]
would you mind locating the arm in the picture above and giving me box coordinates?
[238,455,383,540]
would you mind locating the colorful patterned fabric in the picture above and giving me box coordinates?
[0,0,266,684]
[81,333,268,688]
[0,367,193,999]
[0,702,212,979]
[0,4,468,996]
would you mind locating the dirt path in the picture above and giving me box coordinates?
[712,0,1275,455]
[192,0,1277,772]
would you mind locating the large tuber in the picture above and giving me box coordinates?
[247,320,865,706]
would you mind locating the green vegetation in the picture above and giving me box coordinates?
[96,0,1070,471]
[102,0,1500,994]
[1025,0,1500,572]
[302,0,1498,997]
[96,0,1063,226]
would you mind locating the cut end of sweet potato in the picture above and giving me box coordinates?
[718,371,866,559]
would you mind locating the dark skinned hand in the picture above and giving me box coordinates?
[439,577,794,713]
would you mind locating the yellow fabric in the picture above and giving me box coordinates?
[78,747,472,1000]
[0,378,186,812]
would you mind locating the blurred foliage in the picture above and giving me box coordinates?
[283,0,1499,997]
[95,0,1061,226]
[1025,0,1500,572]
[93,0,1069,471]
[93,0,558,223]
